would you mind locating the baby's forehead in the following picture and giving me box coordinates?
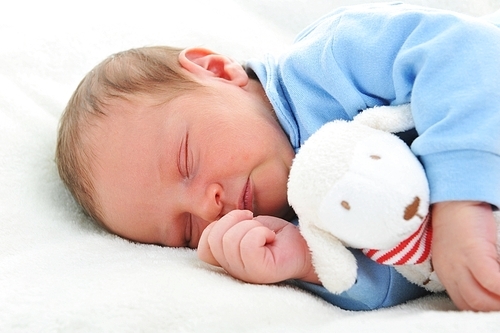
[103,93,154,111]
[89,88,198,142]
[92,96,158,123]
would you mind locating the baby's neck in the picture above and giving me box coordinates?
[246,77,278,123]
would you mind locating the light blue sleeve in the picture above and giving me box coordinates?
[281,3,500,207]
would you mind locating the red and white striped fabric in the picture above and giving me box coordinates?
[362,214,432,265]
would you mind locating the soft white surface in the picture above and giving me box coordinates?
[1,1,500,332]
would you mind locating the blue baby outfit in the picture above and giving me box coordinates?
[247,2,500,310]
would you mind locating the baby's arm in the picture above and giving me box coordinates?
[432,201,500,311]
[197,210,319,285]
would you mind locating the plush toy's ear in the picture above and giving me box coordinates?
[300,222,358,294]
[354,104,414,132]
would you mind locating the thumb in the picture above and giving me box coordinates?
[253,215,290,233]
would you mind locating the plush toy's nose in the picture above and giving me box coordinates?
[404,196,422,220]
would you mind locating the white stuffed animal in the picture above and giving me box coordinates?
[288,104,499,294]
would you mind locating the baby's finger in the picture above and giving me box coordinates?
[239,225,276,261]
[200,210,254,267]
[197,222,219,266]
[456,270,500,311]
[467,258,500,311]
[240,225,276,250]
[206,210,253,251]
[253,215,290,233]
[221,220,273,270]
[472,256,500,296]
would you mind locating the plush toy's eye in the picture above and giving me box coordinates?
[341,200,351,210]
[370,155,381,160]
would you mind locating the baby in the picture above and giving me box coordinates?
[56,3,500,311]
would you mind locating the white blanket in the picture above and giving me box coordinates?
[1,1,500,332]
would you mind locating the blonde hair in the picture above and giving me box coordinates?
[56,46,200,224]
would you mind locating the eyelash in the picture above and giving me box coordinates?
[184,133,190,178]
[179,133,191,179]
[185,214,192,247]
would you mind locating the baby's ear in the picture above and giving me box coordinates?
[179,47,248,86]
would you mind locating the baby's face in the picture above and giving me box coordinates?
[92,79,295,248]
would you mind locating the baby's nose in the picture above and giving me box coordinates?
[194,183,224,222]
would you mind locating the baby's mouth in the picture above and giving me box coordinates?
[241,178,253,212]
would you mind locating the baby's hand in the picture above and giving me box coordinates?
[432,201,500,311]
[197,210,319,285]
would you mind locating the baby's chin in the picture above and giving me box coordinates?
[270,205,296,222]
[252,201,295,222]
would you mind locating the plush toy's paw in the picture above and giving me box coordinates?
[300,223,358,294]
[354,104,413,132]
